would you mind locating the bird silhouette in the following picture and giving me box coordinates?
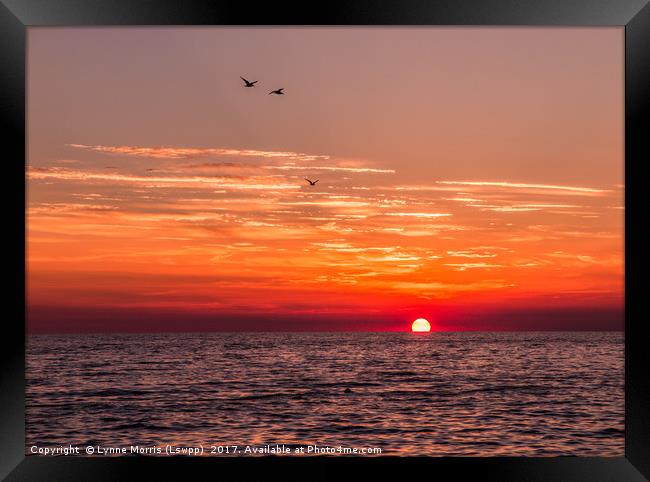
[240,76,258,87]
[269,88,285,95]
[305,178,319,186]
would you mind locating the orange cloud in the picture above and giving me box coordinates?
[436,180,609,195]
[68,143,330,161]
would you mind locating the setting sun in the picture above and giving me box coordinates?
[411,318,431,332]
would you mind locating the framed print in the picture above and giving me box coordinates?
[1,0,649,480]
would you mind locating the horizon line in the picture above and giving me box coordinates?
[28,328,626,336]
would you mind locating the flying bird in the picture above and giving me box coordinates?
[240,76,258,87]
[269,88,285,95]
[305,178,319,186]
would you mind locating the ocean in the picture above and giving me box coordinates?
[26,332,624,456]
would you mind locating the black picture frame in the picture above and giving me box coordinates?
[1,1,648,480]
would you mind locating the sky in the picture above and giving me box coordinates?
[27,27,624,332]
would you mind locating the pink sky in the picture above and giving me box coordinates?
[27,27,624,332]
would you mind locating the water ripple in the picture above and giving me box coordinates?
[26,332,623,456]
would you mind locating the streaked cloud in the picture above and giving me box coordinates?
[68,143,329,161]
[447,250,497,258]
[390,280,514,293]
[264,164,395,174]
[28,145,623,318]
[28,167,300,191]
[444,263,505,271]
[437,180,609,195]
[384,212,452,218]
